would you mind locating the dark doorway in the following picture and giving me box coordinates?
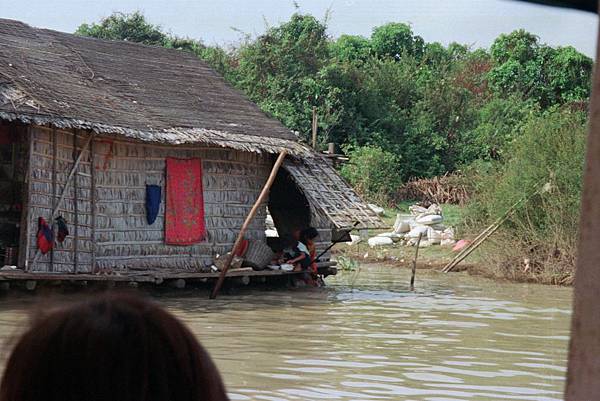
[0,122,27,266]
[267,168,311,238]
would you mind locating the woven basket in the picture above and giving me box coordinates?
[243,240,274,270]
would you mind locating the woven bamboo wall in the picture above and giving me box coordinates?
[26,126,93,272]
[92,137,272,270]
[25,126,275,272]
[24,125,332,272]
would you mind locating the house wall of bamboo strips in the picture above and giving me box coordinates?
[23,125,333,273]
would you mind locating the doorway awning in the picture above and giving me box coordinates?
[283,156,385,229]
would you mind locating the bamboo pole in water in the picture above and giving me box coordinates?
[210,150,287,299]
[410,233,422,291]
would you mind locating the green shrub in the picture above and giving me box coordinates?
[340,145,402,205]
[463,108,587,277]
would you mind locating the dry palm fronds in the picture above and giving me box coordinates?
[396,173,471,205]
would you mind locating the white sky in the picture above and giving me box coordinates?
[1,0,597,56]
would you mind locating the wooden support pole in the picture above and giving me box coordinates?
[29,132,94,270]
[410,233,422,291]
[210,150,288,299]
[50,128,57,272]
[90,136,96,273]
[22,127,34,271]
[51,132,93,220]
[311,107,317,149]
[72,130,79,274]
[566,15,600,400]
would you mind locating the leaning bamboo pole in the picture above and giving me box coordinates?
[442,181,546,273]
[29,131,94,271]
[210,150,287,299]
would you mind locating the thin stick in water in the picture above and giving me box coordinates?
[410,233,422,291]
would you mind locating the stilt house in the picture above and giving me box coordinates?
[0,19,382,279]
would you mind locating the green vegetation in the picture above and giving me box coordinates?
[462,109,586,284]
[75,12,592,282]
[339,146,402,205]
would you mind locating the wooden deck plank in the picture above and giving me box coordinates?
[0,262,337,283]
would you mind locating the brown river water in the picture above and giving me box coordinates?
[0,265,572,401]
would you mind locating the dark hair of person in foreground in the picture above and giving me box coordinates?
[0,293,230,401]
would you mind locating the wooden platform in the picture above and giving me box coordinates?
[0,262,337,288]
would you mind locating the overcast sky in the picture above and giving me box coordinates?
[2,0,598,56]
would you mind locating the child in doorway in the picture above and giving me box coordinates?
[281,234,310,272]
[300,227,320,286]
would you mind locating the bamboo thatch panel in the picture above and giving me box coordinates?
[28,236,93,253]
[96,202,148,216]
[203,175,266,191]
[95,256,211,270]
[30,261,93,273]
[95,187,146,202]
[25,128,93,273]
[31,169,92,187]
[26,129,275,271]
[32,144,90,163]
[202,191,258,204]
[94,171,149,188]
[202,160,267,176]
[31,144,90,162]
[31,190,93,211]
[96,230,164,243]
[101,158,165,172]
[94,215,163,230]
[95,243,214,258]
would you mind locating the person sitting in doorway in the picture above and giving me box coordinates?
[300,227,319,272]
[279,234,310,273]
[300,227,320,286]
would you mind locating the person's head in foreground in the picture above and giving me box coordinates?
[0,293,229,401]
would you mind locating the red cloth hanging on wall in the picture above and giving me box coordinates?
[165,158,206,245]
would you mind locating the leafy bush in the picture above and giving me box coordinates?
[463,108,587,278]
[339,146,402,205]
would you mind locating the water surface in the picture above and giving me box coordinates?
[0,265,572,401]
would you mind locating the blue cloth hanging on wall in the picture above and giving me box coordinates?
[146,185,161,225]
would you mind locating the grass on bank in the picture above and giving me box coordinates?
[333,202,486,271]
[333,201,564,284]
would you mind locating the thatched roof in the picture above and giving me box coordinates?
[284,157,385,229]
[0,19,307,155]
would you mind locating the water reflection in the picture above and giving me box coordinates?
[0,265,571,401]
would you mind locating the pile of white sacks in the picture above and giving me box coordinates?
[366,204,456,248]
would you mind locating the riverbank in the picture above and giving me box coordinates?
[335,203,574,286]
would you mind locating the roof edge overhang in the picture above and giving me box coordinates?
[0,111,310,156]
[282,156,386,230]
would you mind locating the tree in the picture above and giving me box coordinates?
[330,34,371,62]
[74,12,592,195]
[370,23,425,60]
[488,30,592,106]
[235,14,331,141]
[76,12,167,46]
